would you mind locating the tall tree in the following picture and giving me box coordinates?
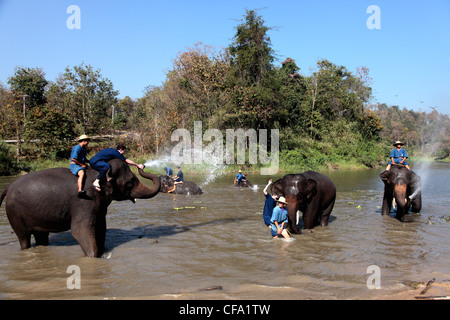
[228,9,275,86]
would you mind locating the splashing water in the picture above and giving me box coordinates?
[193,147,227,187]
[410,141,442,199]
[144,155,172,172]
[143,148,227,186]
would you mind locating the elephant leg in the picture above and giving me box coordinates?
[33,231,49,246]
[17,231,32,250]
[7,215,32,249]
[303,197,320,231]
[319,199,335,227]
[285,197,301,234]
[95,214,107,255]
[411,195,421,213]
[381,191,392,215]
[71,217,99,257]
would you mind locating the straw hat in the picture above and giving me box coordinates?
[393,140,404,146]
[277,197,288,205]
[78,134,90,141]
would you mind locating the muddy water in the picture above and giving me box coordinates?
[0,163,449,300]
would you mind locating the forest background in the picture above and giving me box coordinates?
[1,10,449,175]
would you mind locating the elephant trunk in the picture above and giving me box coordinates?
[130,169,161,199]
[393,183,409,209]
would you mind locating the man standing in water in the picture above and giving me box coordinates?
[263,179,278,227]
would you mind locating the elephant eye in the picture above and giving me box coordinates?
[124,180,135,190]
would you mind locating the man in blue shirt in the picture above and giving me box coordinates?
[386,141,410,170]
[270,197,291,239]
[90,144,144,191]
[164,166,174,176]
[168,166,183,193]
[234,170,244,186]
[70,135,90,198]
[263,179,278,227]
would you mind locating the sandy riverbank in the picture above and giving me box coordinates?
[376,280,450,300]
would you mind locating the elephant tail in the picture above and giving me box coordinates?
[0,188,7,207]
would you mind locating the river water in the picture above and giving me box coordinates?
[0,162,449,300]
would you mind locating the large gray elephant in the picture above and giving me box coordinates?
[271,171,336,233]
[0,159,160,257]
[380,165,422,221]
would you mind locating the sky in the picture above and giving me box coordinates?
[0,0,449,115]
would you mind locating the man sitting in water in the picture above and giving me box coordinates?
[270,197,290,239]
[234,170,244,186]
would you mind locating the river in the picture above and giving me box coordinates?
[0,162,449,299]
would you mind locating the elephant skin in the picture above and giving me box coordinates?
[0,159,160,257]
[159,175,203,195]
[380,165,422,221]
[235,180,253,188]
[271,171,336,234]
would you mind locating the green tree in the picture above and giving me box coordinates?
[62,63,118,134]
[7,66,48,108]
[228,9,275,86]
[24,106,76,159]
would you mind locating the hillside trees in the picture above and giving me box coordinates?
[1,9,448,169]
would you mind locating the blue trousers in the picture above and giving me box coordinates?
[90,161,111,180]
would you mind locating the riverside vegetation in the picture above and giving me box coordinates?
[1,9,449,176]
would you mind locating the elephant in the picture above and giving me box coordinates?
[271,171,336,234]
[0,159,160,257]
[159,175,203,195]
[234,179,253,188]
[380,165,422,221]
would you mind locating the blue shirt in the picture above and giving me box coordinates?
[263,193,276,226]
[90,148,126,165]
[271,206,288,225]
[166,167,174,176]
[236,173,244,182]
[390,148,408,164]
[176,170,184,182]
[70,144,87,164]
[270,206,288,233]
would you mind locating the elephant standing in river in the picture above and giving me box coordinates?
[380,165,422,221]
[271,171,336,233]
[0,159,160,257]
[159,175,203,195]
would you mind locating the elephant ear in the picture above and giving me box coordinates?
[306,179,317,199]
[271,179,283,197]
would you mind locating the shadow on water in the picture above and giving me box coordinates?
[46,217,245,252]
